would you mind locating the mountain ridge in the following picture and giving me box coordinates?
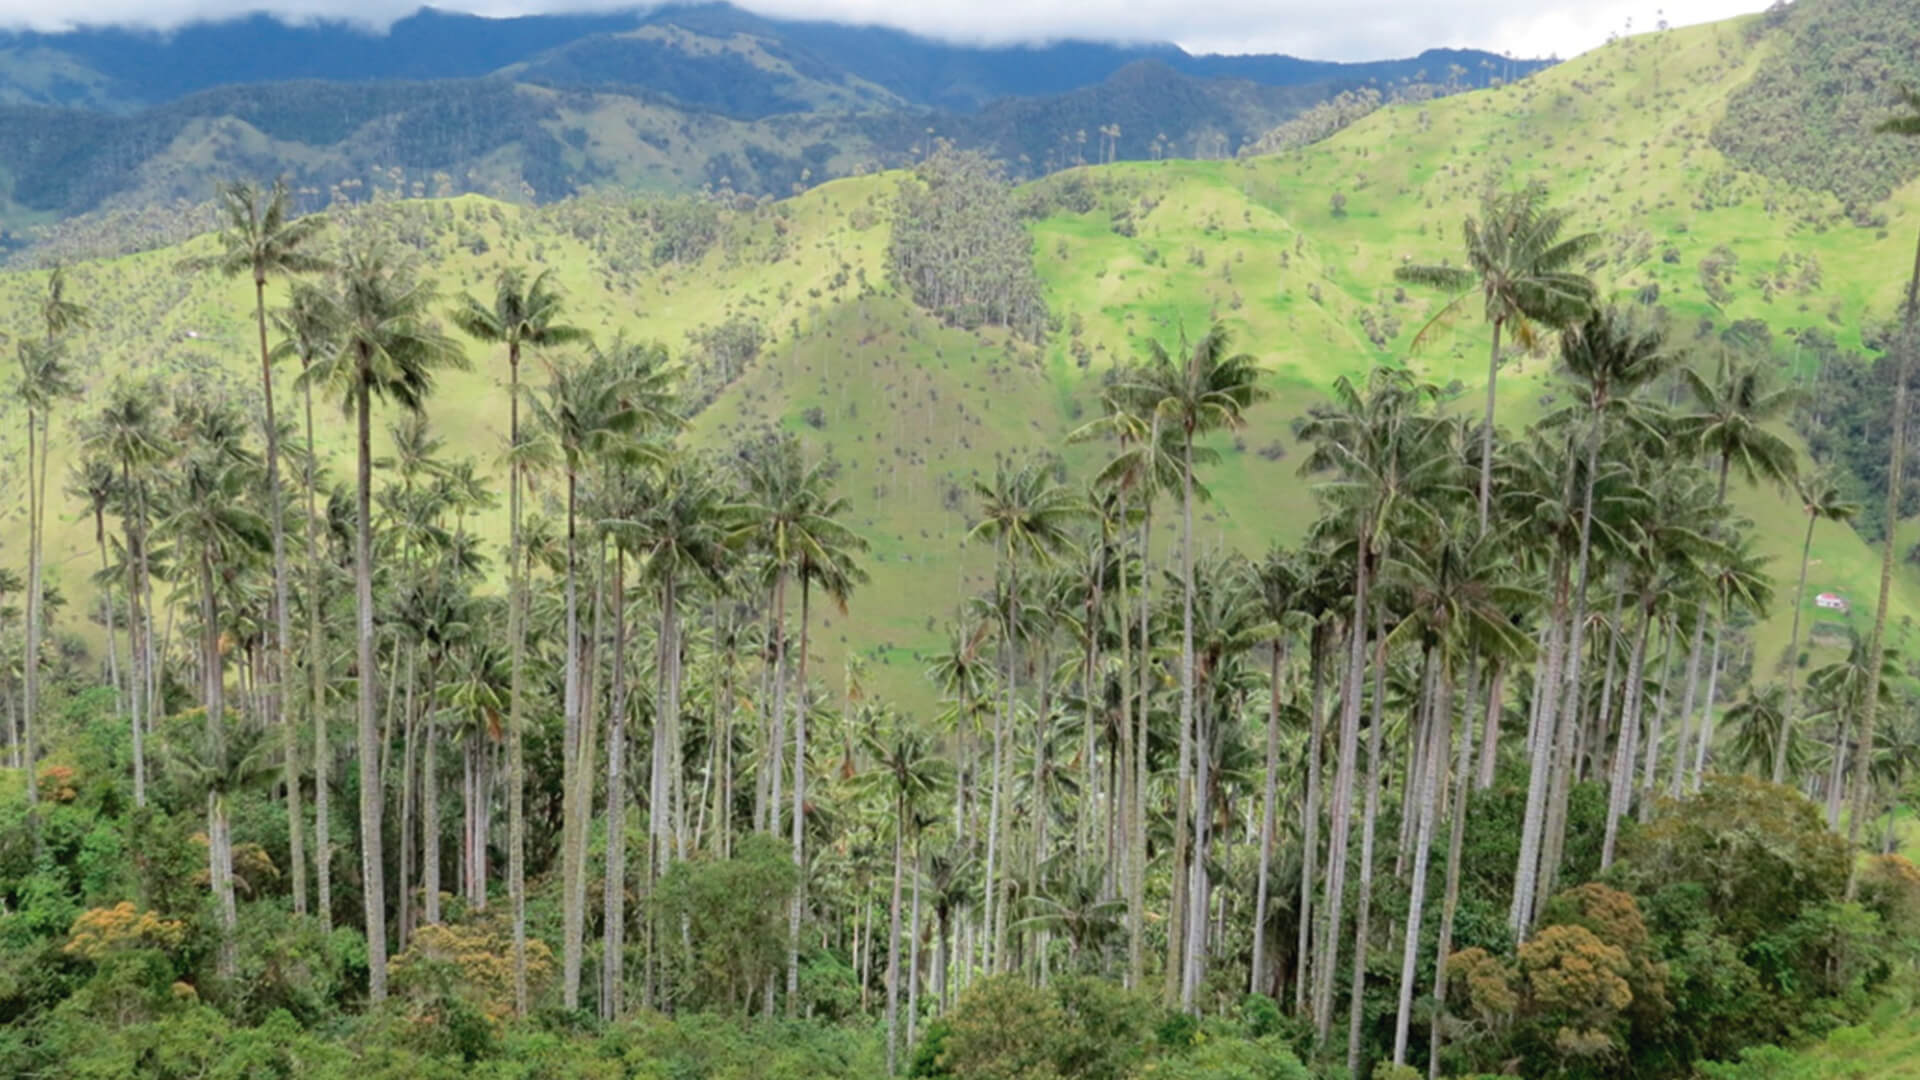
[0,4,1546,113]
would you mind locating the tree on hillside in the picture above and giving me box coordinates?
[1850,86,1920,895]
[1396,184,1599,532]
[298,240,466,1003]
[889,147,1047,339]
[1111,323,1267,1010]
[271,282,340,929]
[179,177,331,918]
[1780,472,1857,783]
[448,266,586,1014]
[15,334,81,812]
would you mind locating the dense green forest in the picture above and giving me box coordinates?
[4,5,1920,1079]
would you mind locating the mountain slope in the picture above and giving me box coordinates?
[0,4,1542,113]
[3,4,1917,708]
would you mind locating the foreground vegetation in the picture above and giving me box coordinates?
[3,5,1920,1078]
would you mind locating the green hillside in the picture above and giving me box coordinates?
[4,7,1919,710]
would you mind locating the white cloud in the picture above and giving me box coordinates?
[0,0,1772,62]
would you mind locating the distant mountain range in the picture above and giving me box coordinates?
[0,4,1549,246]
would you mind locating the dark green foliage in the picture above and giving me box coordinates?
[1790,329,1917,540]
[929,975,1158,1080]
[652,834,797,1013]
[888,149,1048,339]
[1712,0,1920,212]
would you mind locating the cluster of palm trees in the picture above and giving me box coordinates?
[14,181,885,1020]
[1,89,1915,1077]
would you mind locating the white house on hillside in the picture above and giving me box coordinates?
[1815,592,1849,613]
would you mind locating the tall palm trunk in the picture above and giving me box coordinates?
[1538,428,1603,912]
[1690,631,1724,789]
[1251,639,1286,994]
[1476,318,1505,532]
[985,549,1014,976]
[907,837,925,1048]
[1602,600,1655,869]
[302,354,331,932]
[560,468,586,1010]
[253,276,306,917]
[200,548,239,982]
[423,682,441,927]
[23,403,44,808]
[1669,616,1709,798]
[766,571,790,840]
[1392,648,1449,1065]
[788,576,815,1003]
[602,548,630,1020]
[1346,612,1389,1076]
[1315,541,1370,1036]
[1297,627,1327,1014]
[507,342,530,1014]
[1428,661,1484,1080]
[119,469,148,810]
[1174,434,1201,1011]
[1779,510,1819,783]
[353,371,389,1002]
[886,804,906,1075]
[1509,559,1568,938]
[1849,233,1920,897]
[1130,497,1153,991]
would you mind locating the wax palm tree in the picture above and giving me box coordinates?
[1072,389,1190,990]
[967,455,1084,974]
[849,719,953,1074]
[296,240,465,1002]
[85,381,174,805]
[16,337,81,807]
[1249,547,1306,995]
[154,434,270,981]
[1810,633,1901,830]
[180,178,330,915]
[1779,471,1859,780]
[1384,518,1535,1068]
[448,265,587,1014]
[1396,183,1600,529]
[68,454,132,789]
[1602,466,1721,867]
[162,716,272,983]
[1529,309,1669,924]
[730,435,867,1003]
[1298,365,1454,1035]
[521,349,661,1011]
[602,457,731,1016]
[272,280,342,929]
[1849,89,1920,890]
[1109,322,1266,1009]
[1679,347,1799,502]
[1725,684,1801,779]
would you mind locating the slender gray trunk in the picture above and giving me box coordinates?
[1849,228,1920,899]
[1690,631,1724,790]
[354,374,388,1002]
[1392,648,1449,1065]
[1602,601,1654,869]
[1669,613,1709,799]
[1315,543,1370,1035]
[1428,661,1483,1080]
[1346,612,1389,1076]
[1252,639,1287,994]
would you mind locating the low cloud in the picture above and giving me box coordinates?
[0,0,1768,62]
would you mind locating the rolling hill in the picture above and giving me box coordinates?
[2,0,1919,710]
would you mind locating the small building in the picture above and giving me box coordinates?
[1815,592,1849,613]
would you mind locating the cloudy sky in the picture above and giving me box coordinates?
[0,0,1771,62]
